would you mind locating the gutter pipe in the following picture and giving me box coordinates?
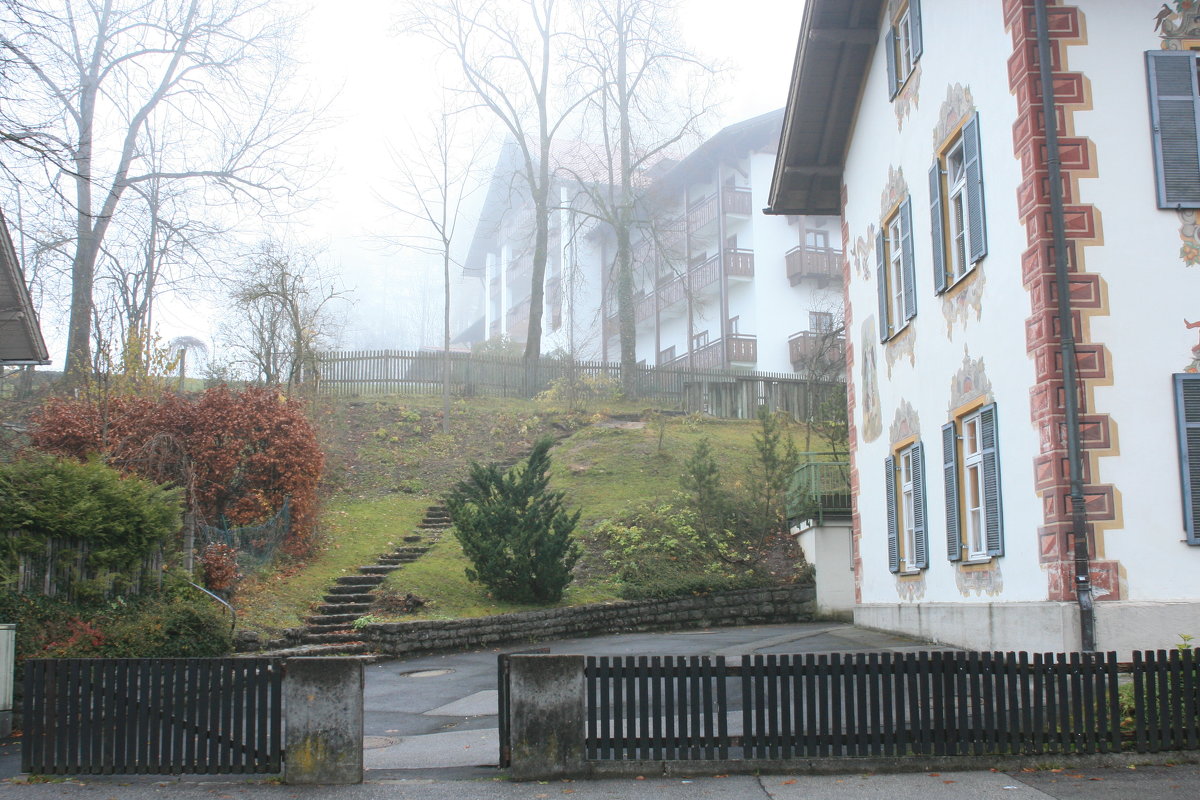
[1034,0,1096,652]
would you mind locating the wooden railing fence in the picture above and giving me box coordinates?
[311,349,845,421]
[570,649,1200,763]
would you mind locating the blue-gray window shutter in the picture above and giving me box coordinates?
[885,455,899,573]
[929,161,947,294]
[911,441,928,569]
[979,403,1004,557]
[876,230,889,341]
[942,421,962,561]
[910,0,923,64]
[899,198,917,321]
[1146,51,1200,209]
[1174,373,1200,544]
[963,112,988,263]
[886,27,899,100]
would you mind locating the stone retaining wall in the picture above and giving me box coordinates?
[357,584,816,657]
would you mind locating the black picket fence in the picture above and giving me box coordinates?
[579,649,1200,762]
[22,658,283,775]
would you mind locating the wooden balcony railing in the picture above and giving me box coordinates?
[726,248,755,278]
[785,245,843,286]
[663,335,758,370]
[788,330,846,371]
[684,188,753,232]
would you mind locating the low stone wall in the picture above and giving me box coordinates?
[358,584,815,658]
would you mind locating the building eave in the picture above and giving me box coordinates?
[0,209,50,366]
[766,0,885,216]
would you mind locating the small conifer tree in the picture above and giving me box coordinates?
[445,437,581,603]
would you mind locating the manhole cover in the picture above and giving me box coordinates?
[398,668,454,678]
[363,736,399,750]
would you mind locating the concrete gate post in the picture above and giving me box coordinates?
[0,624,13,737]
[283,657,364,784]
[508,655,586,780]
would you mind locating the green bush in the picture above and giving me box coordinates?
[594,501,767,600]
[445,437,581,604]
[0,578,232,661]
[0,454,182,594]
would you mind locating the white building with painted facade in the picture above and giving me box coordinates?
[455,116,845,377]
[768,0,1200,656]
[605,110,844,375]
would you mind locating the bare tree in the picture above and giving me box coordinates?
[0,0,320,377]
[406,0,591,383]
[221,240,345,390]
[562,0,716,394]
[379,109,482,434]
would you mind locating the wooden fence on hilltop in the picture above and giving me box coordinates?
[311,349,845,421]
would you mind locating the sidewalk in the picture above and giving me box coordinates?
[3,764,1200,799]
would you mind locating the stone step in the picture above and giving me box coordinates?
[358,565,401,575]
[335,575,385,587]
[376,558,416,567]
[417,522,451,529]
[323,592,375,604]
[388,546,428,556]
[402,534,424,543]
[316,602,371,615]
[305,613,360,626]
[256,643,371,658]
[305,623,356,636]
[302,632,365,645]
[327,584,379,595]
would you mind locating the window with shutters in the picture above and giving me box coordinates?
[943,403,1004,563]
[1146,51,1200,209]
[876,199,917,341]
[886,0,922,100]
[930,114,987,292]
[1173,373,1200,545]
[886,440,927,574]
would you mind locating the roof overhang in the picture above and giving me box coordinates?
[0,209,50,366]
[765,0,884,216]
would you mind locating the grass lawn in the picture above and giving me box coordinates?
[233,493,429,635]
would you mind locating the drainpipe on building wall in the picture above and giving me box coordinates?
[1034,0,1096,652]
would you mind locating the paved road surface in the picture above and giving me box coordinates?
[4,622,1199,797]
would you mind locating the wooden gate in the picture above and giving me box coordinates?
[22,658,283,775]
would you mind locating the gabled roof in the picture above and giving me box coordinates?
[651,108,786,195]
[766,0,885,216]
[0,208,50,366]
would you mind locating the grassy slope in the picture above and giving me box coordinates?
[234,494,428,633]
[377,413,833,621]
[236,394,836,633]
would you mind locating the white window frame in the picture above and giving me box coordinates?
[961,411,987,561]
[900,445,918,572]
[894,7,914,85]
[888,214,907,334]
[945,137,972,284]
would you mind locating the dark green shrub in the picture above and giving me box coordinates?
[445,437,581,604]
[0,454,182,596]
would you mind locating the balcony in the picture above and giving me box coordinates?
[786,460,852,525]
[685,187,754,233]
[662,334,758,370]
[789,330,846,372]
[786,245,843,286]
[726,248,755,279]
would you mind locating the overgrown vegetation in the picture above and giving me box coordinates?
[446,437,581,604]
[29,385,323,555]
[0,574,232,662]
[0,455,182,600]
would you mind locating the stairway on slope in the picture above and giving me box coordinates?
[260,504,451,657]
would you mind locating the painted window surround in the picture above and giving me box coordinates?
[886,0,923,100]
